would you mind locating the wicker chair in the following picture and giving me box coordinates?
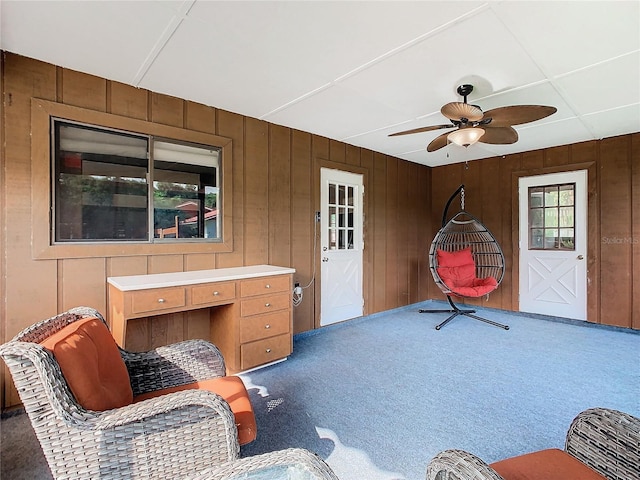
[419,185,508,330]
[0,306,251,479]
[426,407,640,480]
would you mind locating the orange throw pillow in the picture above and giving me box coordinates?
[436,248,477,288]
[490,448,607,480]
[40,317,133,411]
[134,376,257,445]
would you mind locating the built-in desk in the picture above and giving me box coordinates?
[107,265,295,373]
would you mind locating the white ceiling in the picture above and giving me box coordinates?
[2,1,639,167]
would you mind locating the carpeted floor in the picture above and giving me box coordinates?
[2,301,639,479]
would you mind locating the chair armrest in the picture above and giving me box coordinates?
[190,448,340,480]
[90,389,240,465]
[67,305,107,322]
[565,407,640,480]
[121,339,227,395]
[426,449,506,480]
[91,388,234,430]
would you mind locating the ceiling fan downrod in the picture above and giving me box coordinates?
[456,84,474,104]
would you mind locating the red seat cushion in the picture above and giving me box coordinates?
[490,448,607,480]
[134,376,257,445]
[436,248,497,296]
[40,317,133,411]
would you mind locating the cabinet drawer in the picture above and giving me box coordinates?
[240,310,290,343]
[131,287,186,314]
[241,333,291,370]
[240,292,290,317]
[191,281,236,306]
[240,275,290,297]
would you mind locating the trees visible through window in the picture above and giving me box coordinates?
[528,183,575,250]
[53,120,220,243]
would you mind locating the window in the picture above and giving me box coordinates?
[528,183,575,250]
[31,98,233,259]
[53,120,220,243]
[327,182,355,250]
[152,141,219,241]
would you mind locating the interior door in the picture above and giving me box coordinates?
[518,170,588,320]
[320,168,364,326]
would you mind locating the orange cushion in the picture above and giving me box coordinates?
[437,247,476,268]
[134,376,257,445]
[40,317,133,411]
[437,248,497,295]
[448,277,498,297]
[437,248,477,287]
[490,448,607,480]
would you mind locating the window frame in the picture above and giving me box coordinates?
[31,98,233,259]
[527,182,576,251]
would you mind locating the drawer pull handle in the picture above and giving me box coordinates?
[265,284,271,289]
[266,348,272,353]
[265,303,271,307]
[265,324,271,329]
[158,298,166,303]
[213,291,219,296]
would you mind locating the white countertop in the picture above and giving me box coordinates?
[107,264,296,291]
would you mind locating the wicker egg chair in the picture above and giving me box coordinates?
[420,185,509,330]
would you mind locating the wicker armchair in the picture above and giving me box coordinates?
[426,407,640,480]
[0,306,246,479]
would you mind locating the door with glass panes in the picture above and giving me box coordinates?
[320,168,363,326]
[519,170,587,320]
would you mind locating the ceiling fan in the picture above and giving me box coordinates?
[389,84,557,152]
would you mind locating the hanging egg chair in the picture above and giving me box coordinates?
[420,185,509,330]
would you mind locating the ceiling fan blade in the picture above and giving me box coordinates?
[441,102,483,122]
[427,131,451,152]
[388,124,454,137]
[479,126,519,144]
[484,105,557,127]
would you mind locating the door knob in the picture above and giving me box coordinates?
[322,257,329,262]
[577,255,584,260]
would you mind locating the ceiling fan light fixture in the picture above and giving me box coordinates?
[448,127,485,148]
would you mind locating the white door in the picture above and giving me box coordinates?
[320,168,364,326]
[519,170,588,320]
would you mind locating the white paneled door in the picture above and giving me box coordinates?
[519,170,588,320]
[320,168,364,326]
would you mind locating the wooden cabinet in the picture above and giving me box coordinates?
[108,265,294,374]
[237,276,292,370]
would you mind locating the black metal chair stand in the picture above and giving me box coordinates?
[419,297,509,330]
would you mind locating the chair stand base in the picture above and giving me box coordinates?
[419,297,509,331]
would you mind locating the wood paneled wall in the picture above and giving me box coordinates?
[0,52,433,408]
[430,136,640,329]
[1,52,638,409]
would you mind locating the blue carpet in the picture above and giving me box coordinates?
[239,301,640,480]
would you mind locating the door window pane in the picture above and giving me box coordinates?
[530,209,543,227]
[559,207,574,227]
[529,187,544,207]
[544,187,558,206]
